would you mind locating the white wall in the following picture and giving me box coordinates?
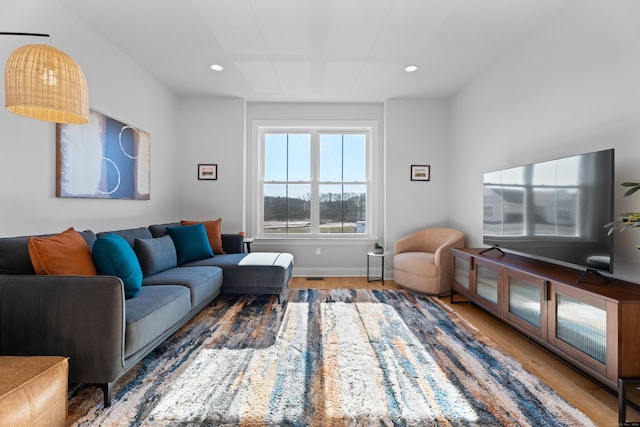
[449,0,640,282]
[0,0,179,236]
[175,97,246,233]
[384,98,451,256]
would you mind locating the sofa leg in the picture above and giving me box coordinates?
[277,293,287,304]
[99,382,114,407]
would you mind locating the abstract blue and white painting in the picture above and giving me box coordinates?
[56,110,150,199]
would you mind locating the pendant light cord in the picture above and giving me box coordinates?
[0,32,51,44]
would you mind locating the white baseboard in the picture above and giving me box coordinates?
[292,267,395,279]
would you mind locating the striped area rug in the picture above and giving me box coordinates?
[68,289,596,426]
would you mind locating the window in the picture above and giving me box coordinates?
[258,126,372,238]
[318,133,366,234]
[263,132,311,234]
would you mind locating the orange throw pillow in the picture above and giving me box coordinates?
[29,227,98,275]
[181,219,226,254]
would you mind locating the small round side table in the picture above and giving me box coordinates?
[243,238,254,253]
[367,251,388,285]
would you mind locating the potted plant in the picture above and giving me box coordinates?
[606,180,640,248]
[373,242,384,254]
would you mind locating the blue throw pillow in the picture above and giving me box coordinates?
[134,236,177,277]
[167,223,214,265]
[92,233,143,299]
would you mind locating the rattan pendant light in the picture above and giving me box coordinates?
[4,36,89,124]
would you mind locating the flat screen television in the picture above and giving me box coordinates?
[482,148,614,276]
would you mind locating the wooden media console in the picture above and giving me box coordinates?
[451,247,640,424]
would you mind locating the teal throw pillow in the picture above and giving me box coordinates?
[167,223,214,265]
[92,233,143,299]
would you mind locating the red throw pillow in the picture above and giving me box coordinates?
[180,218,226,254]
[29,227,97,275]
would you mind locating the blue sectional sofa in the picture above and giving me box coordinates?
[0,222,293,407]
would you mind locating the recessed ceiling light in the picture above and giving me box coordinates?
[210,64,224,71]
[404,65,419,73]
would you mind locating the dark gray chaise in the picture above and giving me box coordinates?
[0,223,293,407]
[149,223,293,302]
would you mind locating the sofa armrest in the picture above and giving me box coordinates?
[394,232,423,255]
[0,275,126,385]
[221,233,243,254]
[433,236,464,267]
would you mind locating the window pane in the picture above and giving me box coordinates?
[344,184,366,232]
[263,183,310,234]
[264,133,310,182]
[288,134,310,181]
[264,134,287,181]
[287,184,311,233]
[343,134,365,182]
[319,134,342,182]
[264,183,287,234]
[319,184,342,233]
[319,184,366,234]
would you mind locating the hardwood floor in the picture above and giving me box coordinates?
[289,276,631,426]
[289,276,403,290]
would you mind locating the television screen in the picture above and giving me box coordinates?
[483,149,614,273]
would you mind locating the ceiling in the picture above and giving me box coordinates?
[57,0,568,103]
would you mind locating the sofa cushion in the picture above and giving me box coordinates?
[0,230,96,275]
[166,223,214,265]
[148,222,181,238]
[28,227,97,276]
[92,234,143,299]
[134,236,177,277]
[181,219,226,254]
[150,222,244,254]
[393,252,438,278]
[142,266,223,309]
[0,236,36,275]
[96,227,153,247]
[124,285,191,358]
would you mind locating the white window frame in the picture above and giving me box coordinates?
[250,120,379,241]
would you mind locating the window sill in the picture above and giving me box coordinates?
[253,237,380,246]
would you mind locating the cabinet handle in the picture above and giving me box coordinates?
[544,281,550,301]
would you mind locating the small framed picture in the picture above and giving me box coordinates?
[198,164,217,180]
[411,165,430,181]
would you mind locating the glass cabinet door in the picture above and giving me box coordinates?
[549,282,609,376]
[556,293,606,363]
[451,251,474,302]
[453,254,471,291]
[473,260,501,312]
[505,270,547,339]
